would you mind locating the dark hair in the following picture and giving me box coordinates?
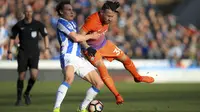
[101,1,120,13]
[56,1,71,16]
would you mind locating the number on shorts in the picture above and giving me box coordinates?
[113,47,121,56]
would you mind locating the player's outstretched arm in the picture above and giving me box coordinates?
[69,32,100,42]
[79,29,97,56]
[57,21,100,42]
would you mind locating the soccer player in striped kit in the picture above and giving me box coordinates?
[53,1,103,112]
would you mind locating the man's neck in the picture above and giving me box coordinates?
[24,18,32,24]
[98,12,106,26]
[61,17,69,21]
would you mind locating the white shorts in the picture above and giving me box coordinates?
[60,54,95,78]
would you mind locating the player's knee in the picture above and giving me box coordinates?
[19,76,25,80]
[120,55,132,65]
[64,76,74,85]
[18,72,26,80]
[93,80,104,90]
[96,80,104,89]
[30,75,37,81]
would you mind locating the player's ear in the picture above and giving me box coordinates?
[100,10,104,15]
[60,11,63,15]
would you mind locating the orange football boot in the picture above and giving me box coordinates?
[134,76,154,83]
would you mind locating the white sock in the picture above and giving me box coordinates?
[80,86,100,110]
[54,82,70,109]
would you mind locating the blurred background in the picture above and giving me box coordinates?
[0,0,200,68]
[0,0,200,79]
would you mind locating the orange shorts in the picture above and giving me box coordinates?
[84,40,124,65]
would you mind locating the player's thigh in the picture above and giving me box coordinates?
[98,40,124,61]
[84,51,104,66]
[61,55,77,82]
[17,52,28,73]
[83,70,103,88]
[63,65,75,83]
[75,57,96,78]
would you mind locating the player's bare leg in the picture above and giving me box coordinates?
[53,66,74,112]
[88,52,124,104]
[77,70,104,111]
[15,71,26,106]
[117,54,154,83]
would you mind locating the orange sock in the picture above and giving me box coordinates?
[122,57,141,78]
[97,65,119,96]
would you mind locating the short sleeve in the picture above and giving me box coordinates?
[10,23,19,39]
[57,19,75,35]
[39,22,48,37]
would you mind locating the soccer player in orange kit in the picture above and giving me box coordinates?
[80,1,154,104]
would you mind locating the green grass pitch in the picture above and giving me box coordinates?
[0,81,200,112]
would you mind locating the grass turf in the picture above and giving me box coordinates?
[0,81,200,112]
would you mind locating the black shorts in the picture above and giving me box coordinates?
[17,50,39,73]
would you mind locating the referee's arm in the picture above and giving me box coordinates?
[39,22,50,59]
[7,23,19,60]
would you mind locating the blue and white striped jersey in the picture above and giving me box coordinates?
[56,18,81,57]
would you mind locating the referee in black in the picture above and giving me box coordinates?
[7,5,50,106]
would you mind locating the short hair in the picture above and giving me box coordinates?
[56,1,71,16]
[24,5,33,13]
[101,1,120,13]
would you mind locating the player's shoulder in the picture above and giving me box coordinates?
[12,20,23,29]
[58,18,70,24]
[58,18,77,27]
[15,20,24,27]
[58,18,74,29]
[87,12,99,20]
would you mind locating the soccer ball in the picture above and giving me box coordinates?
[88,100,104,112]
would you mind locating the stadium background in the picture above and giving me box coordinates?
[0,0,200,112]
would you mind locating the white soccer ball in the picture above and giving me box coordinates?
[88,100,104,112]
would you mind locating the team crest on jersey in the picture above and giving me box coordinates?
[31,31,37,38]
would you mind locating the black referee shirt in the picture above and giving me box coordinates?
[11,19,48,53]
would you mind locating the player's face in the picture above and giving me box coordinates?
[24,6,33,20]
[61,4,74,21]
[102,9,115,24]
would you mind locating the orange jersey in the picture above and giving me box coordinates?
[82,12,109,49]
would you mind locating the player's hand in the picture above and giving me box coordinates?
[86,47,97,57]
[44,49,50,59]
[7,52,13,60]
[90,32,101,40]
[115,94,124,105]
